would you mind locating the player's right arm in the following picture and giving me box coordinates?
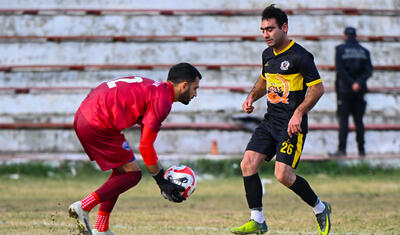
[242,75,267,113]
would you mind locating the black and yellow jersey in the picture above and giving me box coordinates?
[261,40,322,133]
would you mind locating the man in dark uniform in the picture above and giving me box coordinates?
[231,5,331,235]
[329,27,373,157]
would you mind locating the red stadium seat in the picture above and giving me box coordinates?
[0,122,399,131]
[0,86,399,94]
[0,64,399,72]
[0,35,399,42]
[0,8,398,16]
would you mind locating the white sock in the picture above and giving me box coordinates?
[313,198,325,214]
[250,208,265,223]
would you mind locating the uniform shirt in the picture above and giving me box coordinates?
[79,76,174,133]
[335,38,372,94]
[261,40,322,133]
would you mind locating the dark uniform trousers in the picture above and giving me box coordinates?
[337,91,366,153]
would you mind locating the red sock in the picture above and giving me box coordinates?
[94,211,110,232]
[99,197,118,213]
[81,192,100,212]
[95,171,142,202]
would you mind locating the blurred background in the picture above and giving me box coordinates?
[0,0,399,163]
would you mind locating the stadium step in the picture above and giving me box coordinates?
[0,123,399,155]
[0,1,398,158]
[0,41,398,65]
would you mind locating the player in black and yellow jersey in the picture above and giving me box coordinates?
[231,5,331,235]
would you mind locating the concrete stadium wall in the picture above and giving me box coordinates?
[0,129,399,156]
[0,41,399,65]
[0,89,399,124]
[1,70,399,88]
[0,0,398,9]
[2,15,400,36]
[0,0,399,156]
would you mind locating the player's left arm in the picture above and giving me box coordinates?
[140,97,172,174]
[138,125,161,174]
[140,97,185,202]
[288,82,324,137]
[288,52,324,137]
[139,125,186,202]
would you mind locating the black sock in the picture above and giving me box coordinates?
[243,173,263,209]
[289,175,318,207]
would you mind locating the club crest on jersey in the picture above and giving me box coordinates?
[280,60,290,71]
[152,81,161,87]
[266,74,289,104]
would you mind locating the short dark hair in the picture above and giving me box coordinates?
[261,4,288,29]
[167,62,202,83]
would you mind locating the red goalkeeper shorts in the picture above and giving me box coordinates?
[73,109,135,171]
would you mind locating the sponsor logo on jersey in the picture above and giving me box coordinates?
[266,74,289,104]
[152,81,161,87]
[280,60,290,71]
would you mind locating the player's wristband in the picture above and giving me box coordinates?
[152,168,167,185]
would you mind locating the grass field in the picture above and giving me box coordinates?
[0,173,399,235]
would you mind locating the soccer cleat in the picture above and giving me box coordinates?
[316,201,332,235]
[68,201,92,235]
[92,229,115,235]
[231,219,268,234]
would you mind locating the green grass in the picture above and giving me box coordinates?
[0,173,399,234]
[2,159,400,178]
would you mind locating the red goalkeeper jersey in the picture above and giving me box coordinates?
[78,76,174,132]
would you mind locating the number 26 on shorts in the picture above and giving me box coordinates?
[280,141,293,155]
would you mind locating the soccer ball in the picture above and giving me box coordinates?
[164,165,197,198]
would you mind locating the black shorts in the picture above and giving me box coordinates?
[245,119,306,169]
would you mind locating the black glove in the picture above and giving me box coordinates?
[153,169,186,203]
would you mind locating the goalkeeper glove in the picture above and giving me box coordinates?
[153,169,186,203]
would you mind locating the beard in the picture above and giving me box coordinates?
[265,39,274,47]
[179,88,191,105]
[265,32,284,48]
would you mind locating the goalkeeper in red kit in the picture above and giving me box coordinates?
[68,63,201,235]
